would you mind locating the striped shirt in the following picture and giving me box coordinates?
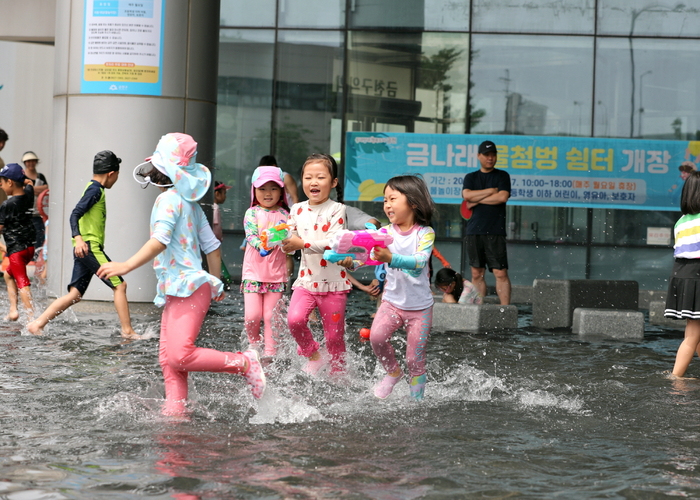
[674,212,700,259]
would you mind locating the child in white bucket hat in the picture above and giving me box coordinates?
[98,133,266,414]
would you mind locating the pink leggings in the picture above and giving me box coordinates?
[244,291,282,356]
[160,283,246,409]
[288,287,348,368]
[370,301,432,377]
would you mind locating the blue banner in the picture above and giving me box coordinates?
[345,132,700,211]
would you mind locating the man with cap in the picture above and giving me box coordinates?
[27,150,140,338]
[21,151,49,260]
[461,140,512,305]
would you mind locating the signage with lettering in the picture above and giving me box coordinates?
[82,0,165,96]
[345,132,697,211]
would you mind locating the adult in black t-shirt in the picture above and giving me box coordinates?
[462,140,512,305]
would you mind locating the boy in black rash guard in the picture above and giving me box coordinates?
[0,163,36,322]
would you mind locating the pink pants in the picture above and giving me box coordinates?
[160,283,246,411]
[244,291,282,356]
[370,301,432,377]
[288,287,348,369]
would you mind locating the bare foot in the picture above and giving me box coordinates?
[26,320,43,335]
[4,311,19,322]
[121,329,142,340]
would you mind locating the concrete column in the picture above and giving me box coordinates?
[50,0,220,302]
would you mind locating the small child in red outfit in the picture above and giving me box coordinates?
[0,163,36,322]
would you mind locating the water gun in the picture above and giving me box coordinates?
[323,223,393,266]
[259,222,289,257]
[375,263,386,292]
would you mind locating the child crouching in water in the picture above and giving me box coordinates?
[97,133,265,413]
[0,163,36,322]
[435,268,483,305]
[241,166,290,357]
[281,154,351,375]
[368,175,436,401]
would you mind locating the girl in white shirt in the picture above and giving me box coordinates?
[369,175,436,401]
[282,154,350,376]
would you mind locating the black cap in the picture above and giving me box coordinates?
[93,150,121,174]
[478,140,497,155]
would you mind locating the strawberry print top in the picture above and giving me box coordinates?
[150,189,223,307]
[288,198,351,293]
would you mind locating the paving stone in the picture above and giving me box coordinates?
[532,279,638,329]
[572,308,644,339]
[432,302,518,333]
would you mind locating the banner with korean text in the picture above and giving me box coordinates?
[81,0,165,96]
[345,132,700,211]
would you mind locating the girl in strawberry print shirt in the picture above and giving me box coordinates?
[282,154,351,375]
[98,133,265,414]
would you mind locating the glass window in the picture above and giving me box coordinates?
[589,246,673,290]
[424,0,471,31]
[590,209,677,246]
[347,31,470,135]
[279,0,345,28]
[470,35,594,137]
[472,0,594,34]
[430,204,465,239]
[506,244,587,286]
[217,29,275,227]
[432,240,463,272]
[274,31,344,182]
[220,0,276,27]
[348,0,469,30]
[507,206,588,243]
[597,1,700,38]
[594,38,700,139]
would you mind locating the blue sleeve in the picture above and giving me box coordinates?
[69,182,101,238]
[389,253,419,269]
[388,226,435,270]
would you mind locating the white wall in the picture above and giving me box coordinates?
[0,0,56,43]
[0,40,54,168]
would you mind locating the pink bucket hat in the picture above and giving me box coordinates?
[250,166,286,208]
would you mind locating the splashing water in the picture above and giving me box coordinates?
[0,284,696,498]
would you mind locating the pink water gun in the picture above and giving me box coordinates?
[324,224,393,266]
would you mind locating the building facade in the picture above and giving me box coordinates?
[2,1,700,296]
[215,0,700,290]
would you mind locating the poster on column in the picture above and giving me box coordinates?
[345,132,700,211]
[81,0,165,96]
